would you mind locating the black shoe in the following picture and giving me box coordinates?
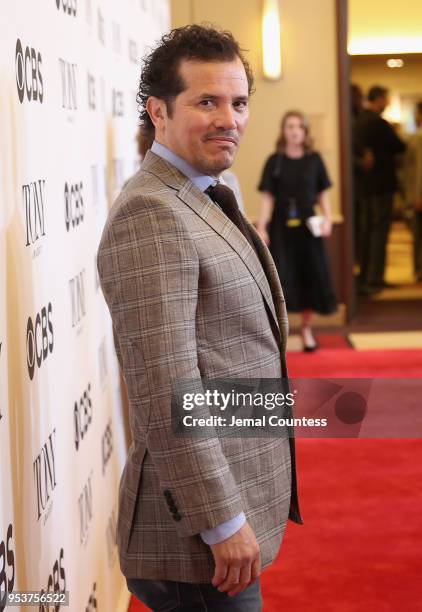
[358,284,381,296]
[303,342,319,353]
[301,326,319,352]
[371,281,397,290]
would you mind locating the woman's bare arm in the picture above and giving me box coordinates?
[318,189,333,237]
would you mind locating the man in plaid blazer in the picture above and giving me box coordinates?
[97,24,301,611]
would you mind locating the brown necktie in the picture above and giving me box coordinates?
[206,183,258,256]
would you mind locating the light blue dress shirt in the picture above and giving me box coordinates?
[150,140,246,545]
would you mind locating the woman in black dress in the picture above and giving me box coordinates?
[256,110,336,351]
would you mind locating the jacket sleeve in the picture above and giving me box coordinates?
[380,119,406,155]
[414,136,422,200]
[97,195,244,537]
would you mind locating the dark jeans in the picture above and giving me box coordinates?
[358,193,394,286]
[126,577,263,611]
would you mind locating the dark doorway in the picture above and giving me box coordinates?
[336,1,422,330]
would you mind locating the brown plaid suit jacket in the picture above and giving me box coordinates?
[97,151,302,583]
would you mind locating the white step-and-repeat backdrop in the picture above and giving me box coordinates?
[0,1,169,610]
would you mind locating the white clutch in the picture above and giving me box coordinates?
[306,215,325,237]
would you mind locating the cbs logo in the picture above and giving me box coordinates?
[15,39,43,104]
[26,303,54,380]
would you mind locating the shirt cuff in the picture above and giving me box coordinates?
[200,512,246,545]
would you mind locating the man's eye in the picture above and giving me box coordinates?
[200,100,214,107]
[234,101,248,109]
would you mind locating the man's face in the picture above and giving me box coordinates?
[157,57,249,176]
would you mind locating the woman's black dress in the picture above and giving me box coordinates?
[258,151,337,314]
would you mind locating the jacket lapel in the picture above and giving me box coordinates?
[141,151,283,344]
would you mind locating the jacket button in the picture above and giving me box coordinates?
[163,489,171,499]
[173,513,182,521]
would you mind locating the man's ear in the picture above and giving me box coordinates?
[146,97,167,130]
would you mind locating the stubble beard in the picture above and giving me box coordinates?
[195,149,236,177]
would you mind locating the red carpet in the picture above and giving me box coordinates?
[287,347,422,378]
[261,346,422,611]
[261,438,422,612]
[129,345,422,611]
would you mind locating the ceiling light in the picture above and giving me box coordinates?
[386,58,404,68]
[262,0,282,80]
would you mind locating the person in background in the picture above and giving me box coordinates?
[354,85,406,293]
[222,169,245,213]
[351,83,364,119]
[351,83,374,269]
[404,101,422,282]
[256,110,336,351]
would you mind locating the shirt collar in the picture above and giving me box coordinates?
[151,140,222,192]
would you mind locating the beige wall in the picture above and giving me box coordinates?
[170,0,341,220]
[349,0,422,55]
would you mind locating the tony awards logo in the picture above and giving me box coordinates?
[33,428,57,523]
[69,268,87,332]
[78,470,94,546]
[22,179,46,257]
[59,58,77,111]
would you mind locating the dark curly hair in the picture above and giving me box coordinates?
[137,24,255,137]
